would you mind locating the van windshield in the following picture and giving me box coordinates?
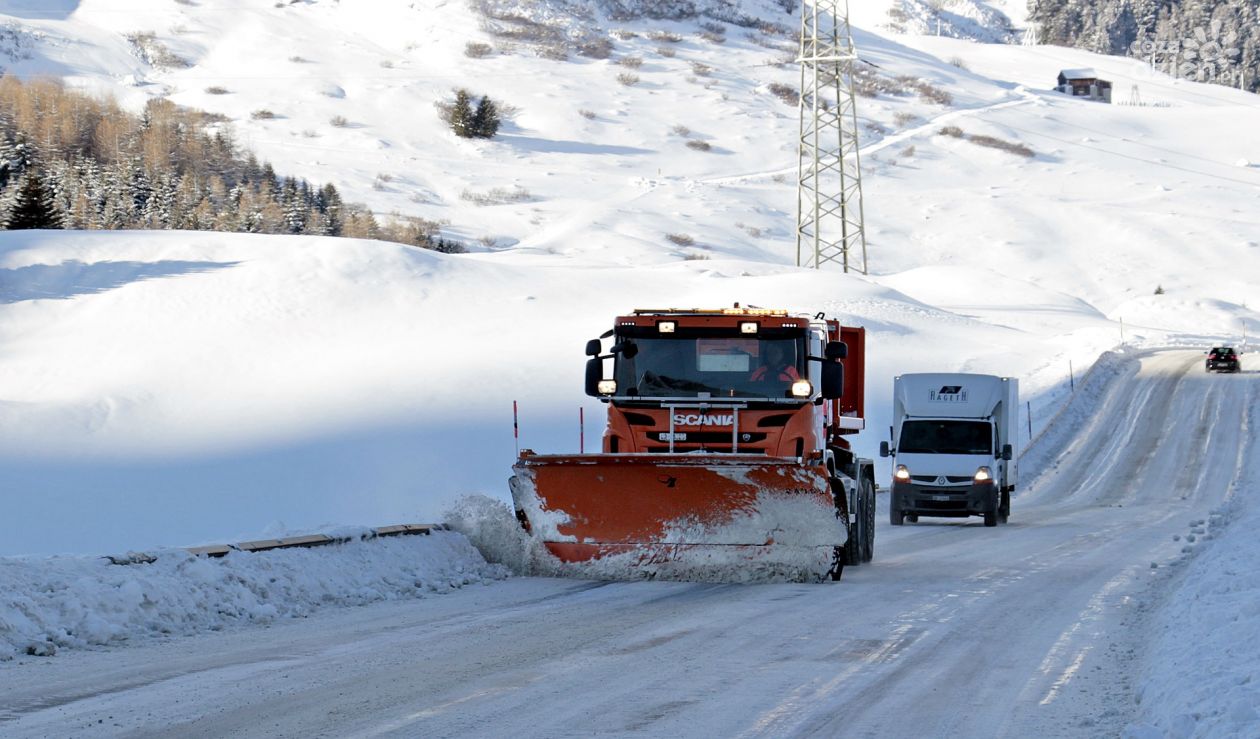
[899,420,993,455]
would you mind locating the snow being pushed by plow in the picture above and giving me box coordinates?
[448,493,845,584]
[0,531,508,660]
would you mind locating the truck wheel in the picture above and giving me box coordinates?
[844,512,863,568]
[828,546,845,581]
[861,478,876,562]
[906,513,918,523]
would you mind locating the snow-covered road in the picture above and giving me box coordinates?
[1,351,1252,738]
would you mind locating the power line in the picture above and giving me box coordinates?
[1003,107,1260,173]
[978,117,1260,189]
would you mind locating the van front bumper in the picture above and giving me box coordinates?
[891,479,998,518]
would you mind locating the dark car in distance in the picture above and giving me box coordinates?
[1206,347,1241,373]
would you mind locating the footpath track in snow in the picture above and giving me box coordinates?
[0,351,1253,738]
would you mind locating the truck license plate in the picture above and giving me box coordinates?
[660,432,688,441]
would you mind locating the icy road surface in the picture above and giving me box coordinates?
[0,351,1252,738]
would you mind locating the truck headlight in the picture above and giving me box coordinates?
[894,464,910,482]
[597,380,617,395]
[974,466,992,482]
[790,379,813,398]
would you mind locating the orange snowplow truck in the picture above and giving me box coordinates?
[509,307,875,581]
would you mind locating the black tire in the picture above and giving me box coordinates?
[906,513,918,523]
[999,490,1010,524]
[861,478,876,562]
[984,510,998,527]
[828,546,845,581]
[844,501,863,568]
[890,506,905,526]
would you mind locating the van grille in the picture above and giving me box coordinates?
[910,475,973,484]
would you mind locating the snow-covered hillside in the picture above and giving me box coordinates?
[2,3,1259,735]
[1,0,1255,556]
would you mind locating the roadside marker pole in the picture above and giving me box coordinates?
[1026,401,1033,442]
[1069,360,1075,391]
[580,407,585,453]
[513,400,519,456]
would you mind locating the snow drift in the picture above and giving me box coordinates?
[0,532,508,660]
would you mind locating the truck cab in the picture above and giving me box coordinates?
[579,307,877,565]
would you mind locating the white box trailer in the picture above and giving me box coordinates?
[880,373,1018,527]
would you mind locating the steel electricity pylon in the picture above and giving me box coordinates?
[796,0,867,273]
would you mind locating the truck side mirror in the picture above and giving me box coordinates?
[610,340,638,359]
[1002,443,1013,461]
[585,357,603,397]
[824,341,848,360]
[879,441,890,458]
[585,339,601,357]
[820,361,843,399]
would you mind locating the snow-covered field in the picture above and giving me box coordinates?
[1,0,1259,736]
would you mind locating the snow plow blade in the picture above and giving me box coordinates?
[509,452,847,582]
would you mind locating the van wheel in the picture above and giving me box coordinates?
[984,510,998,527]
[890,507,904,526]
[906,513,918,523]
[999,491,1010,524]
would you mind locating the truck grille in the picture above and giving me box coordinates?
[651,432,767,444]
[645,447,767,454]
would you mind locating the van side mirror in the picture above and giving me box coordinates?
[824,341,848,360]
[879,441,890,458]
[1002,443,1013,461]
[585,339,601,357]
[820,361,843,399]
[585,358,603,397]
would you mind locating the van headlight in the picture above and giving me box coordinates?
[894,464,910,482]
[974,466,993,483]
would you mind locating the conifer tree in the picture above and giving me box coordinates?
[449,89,475,138]
[316,183,344,236]
[6,172,62,230]
[471,96,501,139]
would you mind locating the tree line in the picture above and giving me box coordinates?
[1031,0,1260,93]
[0,76,464,252]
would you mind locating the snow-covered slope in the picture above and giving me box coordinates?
[0,0,1254,550]
[1,3,1258,733]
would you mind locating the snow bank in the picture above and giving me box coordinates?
[1020,349,1137,487]
[0,532,508,660]
[1125,394,1260,738]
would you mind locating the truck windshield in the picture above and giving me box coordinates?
[614,336,805,399]
[899,420,993,455]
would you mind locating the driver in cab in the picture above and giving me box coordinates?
[750,343,800,382]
